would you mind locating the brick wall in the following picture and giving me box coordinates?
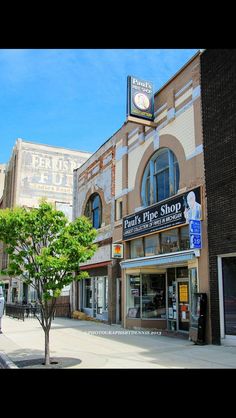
[201,49,236,344]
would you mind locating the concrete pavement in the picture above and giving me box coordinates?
[0,315,236,368]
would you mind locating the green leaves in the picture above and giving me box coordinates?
[0,201,97,305]
[76,271,90,280]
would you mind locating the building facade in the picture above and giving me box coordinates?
[201,49,236,345]
[72,51,212,342]
[0,139,91,303]
[113,51,211,342]
[72,122,137,323]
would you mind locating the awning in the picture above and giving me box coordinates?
[80,261,112,270]
[120,250,198,269]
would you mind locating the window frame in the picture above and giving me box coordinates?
[85,193,102,229]
[127,273,166,319]
[141,148,180,207]
[129,226,190,259]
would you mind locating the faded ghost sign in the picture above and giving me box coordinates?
[20,145,88,202]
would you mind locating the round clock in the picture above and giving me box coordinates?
[133,92,150,111]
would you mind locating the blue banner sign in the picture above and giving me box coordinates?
[189,220,202,249]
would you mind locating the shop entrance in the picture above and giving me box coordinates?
[167,267,190,333]
[177,280,190,332]
[94,277,104,316]
[92,277,108,319]
[116,278,121,324]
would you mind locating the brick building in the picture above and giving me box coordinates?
[116,51,211,341]
[201,49,236,345]
[0,139,91,303]
[72,122,137,323]
[73,50,212,342]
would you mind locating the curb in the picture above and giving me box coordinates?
[0,352,19,369]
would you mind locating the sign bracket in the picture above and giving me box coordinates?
[126,115,157,129]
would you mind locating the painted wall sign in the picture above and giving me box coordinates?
[19,146,87,202]
[123,187,201,240]
[127,76,154,121]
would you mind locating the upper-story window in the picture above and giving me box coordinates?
[85,193,102,229]
[141,148,179,207]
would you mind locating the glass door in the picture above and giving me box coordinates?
[167,268,177,331]
[177,280,190,332]
[96,277,104,315]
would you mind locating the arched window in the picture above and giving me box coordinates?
[85,193,102,229]
[141,148,179,207]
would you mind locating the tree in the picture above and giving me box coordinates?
[0,201,97,365]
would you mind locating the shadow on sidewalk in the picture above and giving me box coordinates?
[5,348,82,369]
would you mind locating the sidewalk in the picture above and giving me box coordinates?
[1,315,236,368]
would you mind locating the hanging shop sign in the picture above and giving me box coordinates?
[111,243,124,259]
[123,186,201,240]
[127,76,154,121]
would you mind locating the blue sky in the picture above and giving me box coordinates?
[0,49,198,163]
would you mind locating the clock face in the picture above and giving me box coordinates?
[133,92,150,111]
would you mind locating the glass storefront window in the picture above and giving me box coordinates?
[129,226,191,260]
[85,278,92,308]
[176,266,188,278]
[127,275,141,318]
[127,274,166,319]
[145,234,160,257]
[84,277,108,314]
[180,226,190,250]
[161,229,179,253]
[130,238,144,259]
[142,274,166,319]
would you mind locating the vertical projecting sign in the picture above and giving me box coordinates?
[111,244,124,259]
[189,219,202,249]
[127,76,154,121]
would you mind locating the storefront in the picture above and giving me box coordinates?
[122,246,199,333]
[78,263,109,321]
[121,188,201,334]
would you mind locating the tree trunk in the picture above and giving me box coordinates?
[44,328,50,365]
